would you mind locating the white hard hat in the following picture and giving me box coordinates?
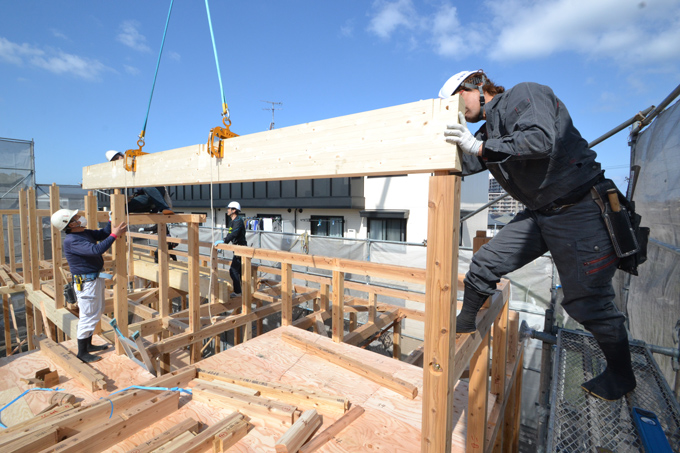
[105,150,123,161]
[438,70,484,99]
[51,209,79,231]
[227,201,241,211]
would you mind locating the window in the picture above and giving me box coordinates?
[368,218,406,242]
[310,216,344,237]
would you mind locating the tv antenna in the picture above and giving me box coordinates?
[261,100,282,130]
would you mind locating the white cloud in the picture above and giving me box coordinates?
[168,51,181,62]
[368,0,418,39]
[364,0,680,65]
[117,20,151,52]
[50,29,69,41]
[124,64,140,75]
[340,19,355,38]
[0,37,108,80]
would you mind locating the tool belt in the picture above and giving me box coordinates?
[590,179,649,275]
[73,272,100,291]
[63,282,77,305]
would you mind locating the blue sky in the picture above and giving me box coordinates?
[1,0,679,190]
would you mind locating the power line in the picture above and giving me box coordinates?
[261,100,282,130]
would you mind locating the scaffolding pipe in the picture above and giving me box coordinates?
[631,83,680,136]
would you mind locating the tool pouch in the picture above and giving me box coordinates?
[64,282,77,305]
[591,179,649,275]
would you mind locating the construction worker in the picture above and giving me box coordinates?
[51,208,127,363]
[440,70,636,401]
[214,201,247,298]
[105,150,174,215]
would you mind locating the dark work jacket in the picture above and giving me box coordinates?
[459,82,603,210]
[63,223,115,274]
[224,216,247,246]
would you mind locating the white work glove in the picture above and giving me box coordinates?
[445,112,484,156]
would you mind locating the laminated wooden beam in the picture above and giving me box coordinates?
[282,331,418,399]
[160,412,250,453]
[36,335,107,391]
[298,405,365,453]
[39,391,179,453]
[275,409,323,453]
[124,417,200,453]
[82,97,463,189]
[196,368,349,414]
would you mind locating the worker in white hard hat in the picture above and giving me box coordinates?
[105,150,174,215]
[214,201,247,298]
[51,208,127,363]
[440,70,645,401]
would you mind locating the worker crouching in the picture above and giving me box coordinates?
[51,209,127,363]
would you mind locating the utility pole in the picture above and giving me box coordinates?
[261,100,282,130]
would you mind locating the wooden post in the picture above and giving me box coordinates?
[0,216,9,355]
[331,269,344,343]
[368,292,377,324]
[281,262,292,326]
[187,222,200,362]
[18,189,35,350]
[319,283,329,312]
[50,184,65,311]
[242,256,252,340]
[8,215,16,272]
[467,332,490,453]
[491,301,509,399]
[421,173,461,453]
[158,222,171,374]
[28,187,46,336]
[348,312,357,333]
[393,318,402,360]
[111,191,128,355]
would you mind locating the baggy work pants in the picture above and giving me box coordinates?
[465,192,627,345]
[75,277,105,340]
[230,255,242,294]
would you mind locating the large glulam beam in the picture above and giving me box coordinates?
[82,97,463,189]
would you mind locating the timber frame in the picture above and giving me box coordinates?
[1,96,525,452]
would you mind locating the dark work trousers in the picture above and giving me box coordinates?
[230,255,242,294]
[465,191,627,345]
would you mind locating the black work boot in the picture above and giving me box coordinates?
[77,337,102,363]
[581,337,636,401]
[456,285,491,334]
[87,335,109,352]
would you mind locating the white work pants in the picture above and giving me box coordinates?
[75,278,105,339]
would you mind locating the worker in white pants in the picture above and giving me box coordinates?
[75,277,106,341]
[51,208,127,363]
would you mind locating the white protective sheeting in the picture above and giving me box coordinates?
[616,98,680,386]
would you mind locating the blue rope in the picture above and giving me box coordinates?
[0,388,62,429]
[141,0,175,138]
[109,385,192,397]
[204,0,228,117]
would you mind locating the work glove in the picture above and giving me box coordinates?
[445,112,484,156]
[214,240,224,247]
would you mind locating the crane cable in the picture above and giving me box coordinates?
[123,0,175,171]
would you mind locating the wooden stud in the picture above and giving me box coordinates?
[421,173,462,453]
[467,331,490,453]
[491,301,509,399]
[187,222,201,362]
[158,221,171,374]
[18,190,35,350]
[2,294,11,356]
[319,283,329,312]
[8,215,16,272]
[331,270,344,343]
[281,262,292,326]
[298,405,365,453]
[0,214,5,266]
[49,184,65,311]
[348,311,357,332]
[28,187,41,290]
[242,256,252,340]
[111,191,128,355]
[159,412,248,453]
[275,409,323,453]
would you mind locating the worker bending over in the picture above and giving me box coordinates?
[105,150,174,215]
[51,209,127,363]
[214,201,247,298]
[441,70,637,401]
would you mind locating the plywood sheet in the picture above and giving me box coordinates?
[0,387,34,428]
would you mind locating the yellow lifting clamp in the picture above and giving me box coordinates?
[124,133,149,172]
[207,110,239,159]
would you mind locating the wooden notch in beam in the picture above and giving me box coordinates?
[275,409,323,453]
[298,405,365,453]
[36,335,106,392]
